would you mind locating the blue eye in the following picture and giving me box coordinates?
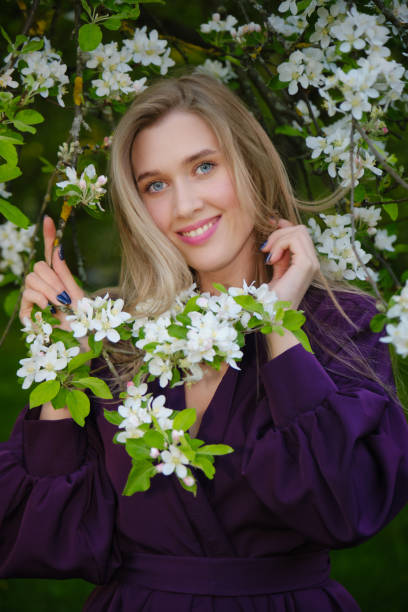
[146,180,166,193]
[196,162,214,175]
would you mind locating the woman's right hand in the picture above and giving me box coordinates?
[20,215,86,420]
[20,215,85,330]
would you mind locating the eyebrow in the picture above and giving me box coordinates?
[135,148,218,183]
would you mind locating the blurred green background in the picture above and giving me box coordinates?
[1,0,407,610]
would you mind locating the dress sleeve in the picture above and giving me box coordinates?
[242,296,408,549]
[0,405,120,583]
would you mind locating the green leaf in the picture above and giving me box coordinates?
[0,141,18,166]
[4,288,19,316]
[123,460,156,495]
[67,351,93,372]
[0,130,24,144]
[51,328,80,349]
[291,328,313,353]
[80,0,92,18]
[103,408,123,426]
[12,120,36,134]
[370,312,387,332]
[167,324,188,339]
[39,156,55,173]
[66,389,90,426]
[20,40,43,53]
[103,16,122,30]
[78,24,102,52]
[143,429,165,449]
[267,75,288,90]
[0,199,29,228]
[0,273,15,287]
[213,282,227,294]
[383,202,398,221]
[282,309,305,330]
[233,295,263,314]
[0,163,22,181]
[275,125,304,137]
[126,439,150,460]
[173,408,196,432]
[0,26,11,44]
[74,376,113,399]
[88,334,103,356]
[51,386,69,410]
[30,380,61,408]
[194,455,215,479]
[198,444,234,456]
[15,110,44,125]
[353,184,366,202]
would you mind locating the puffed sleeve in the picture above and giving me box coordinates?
[0,406,120,583]
[242,293,408,549]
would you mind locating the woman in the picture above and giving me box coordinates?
[1,73,407,611]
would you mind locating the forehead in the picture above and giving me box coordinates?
[131,111,219,171]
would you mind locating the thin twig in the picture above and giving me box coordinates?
[354,121,408,192]
[349,119,386,306]
[2,0,40,74]
[102,346,122,383]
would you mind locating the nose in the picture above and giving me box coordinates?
[172,178,203,218]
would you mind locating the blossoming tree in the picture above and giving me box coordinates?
[0,0,408,482]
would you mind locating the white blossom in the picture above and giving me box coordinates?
[195,59,236,83]
[161,444,189,478]
[374,229,397,252]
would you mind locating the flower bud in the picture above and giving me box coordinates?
[155,462,164,473]
[172,429,184,444]
[183,476,195,487]
[150,447,160,459]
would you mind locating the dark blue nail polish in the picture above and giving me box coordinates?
[260,241,268,250]
[265,253,272,263]
[57,291,71,305]
[59,244,65,260]
[48,301,56,314]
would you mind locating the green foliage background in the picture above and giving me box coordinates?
[0,0,407,610]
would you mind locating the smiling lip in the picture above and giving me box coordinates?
[177,215,221,245]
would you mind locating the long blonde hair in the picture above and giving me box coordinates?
[109,72,397,400]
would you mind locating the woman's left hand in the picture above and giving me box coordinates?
[261,219,320,310]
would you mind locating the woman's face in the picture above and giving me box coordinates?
[131,111,256,289]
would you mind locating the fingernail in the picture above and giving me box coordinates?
[48,301,57,314]
[260,241,268,250]
[57,291,71,305]
[265,253,272,263]
[59,244,65,260]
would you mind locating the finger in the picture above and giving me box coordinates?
[26,265,71,305]
[19,288,49,322]
[51,246,84,307]
[43,215,57,266]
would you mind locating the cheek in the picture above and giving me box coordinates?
[144,201,171,233]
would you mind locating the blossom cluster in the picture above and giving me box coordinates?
[86,27,174,99]
[381,281,408,358]
[66,293,132,342]
[17,312,80,389]
[274,1,407,186]
[132,282,282,387]
[200,13,261,42]
[8,37,69,106]
[307,206,396,282]
[0,219,35,281]
[56,163,108,211]
[195,59,237,84]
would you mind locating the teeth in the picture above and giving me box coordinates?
[182,220,215,238]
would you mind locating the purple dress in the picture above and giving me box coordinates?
[1,289,408,611]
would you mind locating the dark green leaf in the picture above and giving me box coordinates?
[173,407,196,432]
[103,17,122,30]
[370,312,387,332]
[30,380,61,408]
[267,75,288,90]
[66,389,90,426]
[275,125,304,137]
[51,328,80,349]
[353,184,366,202]
[4,288,19,316]
[74,376,113,399]
[123,460,156,495]
[383,202,398,221]
[78,24,102,52]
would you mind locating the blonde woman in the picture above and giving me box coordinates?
[1,74,407,611]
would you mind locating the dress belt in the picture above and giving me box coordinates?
[114,551,331,596]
